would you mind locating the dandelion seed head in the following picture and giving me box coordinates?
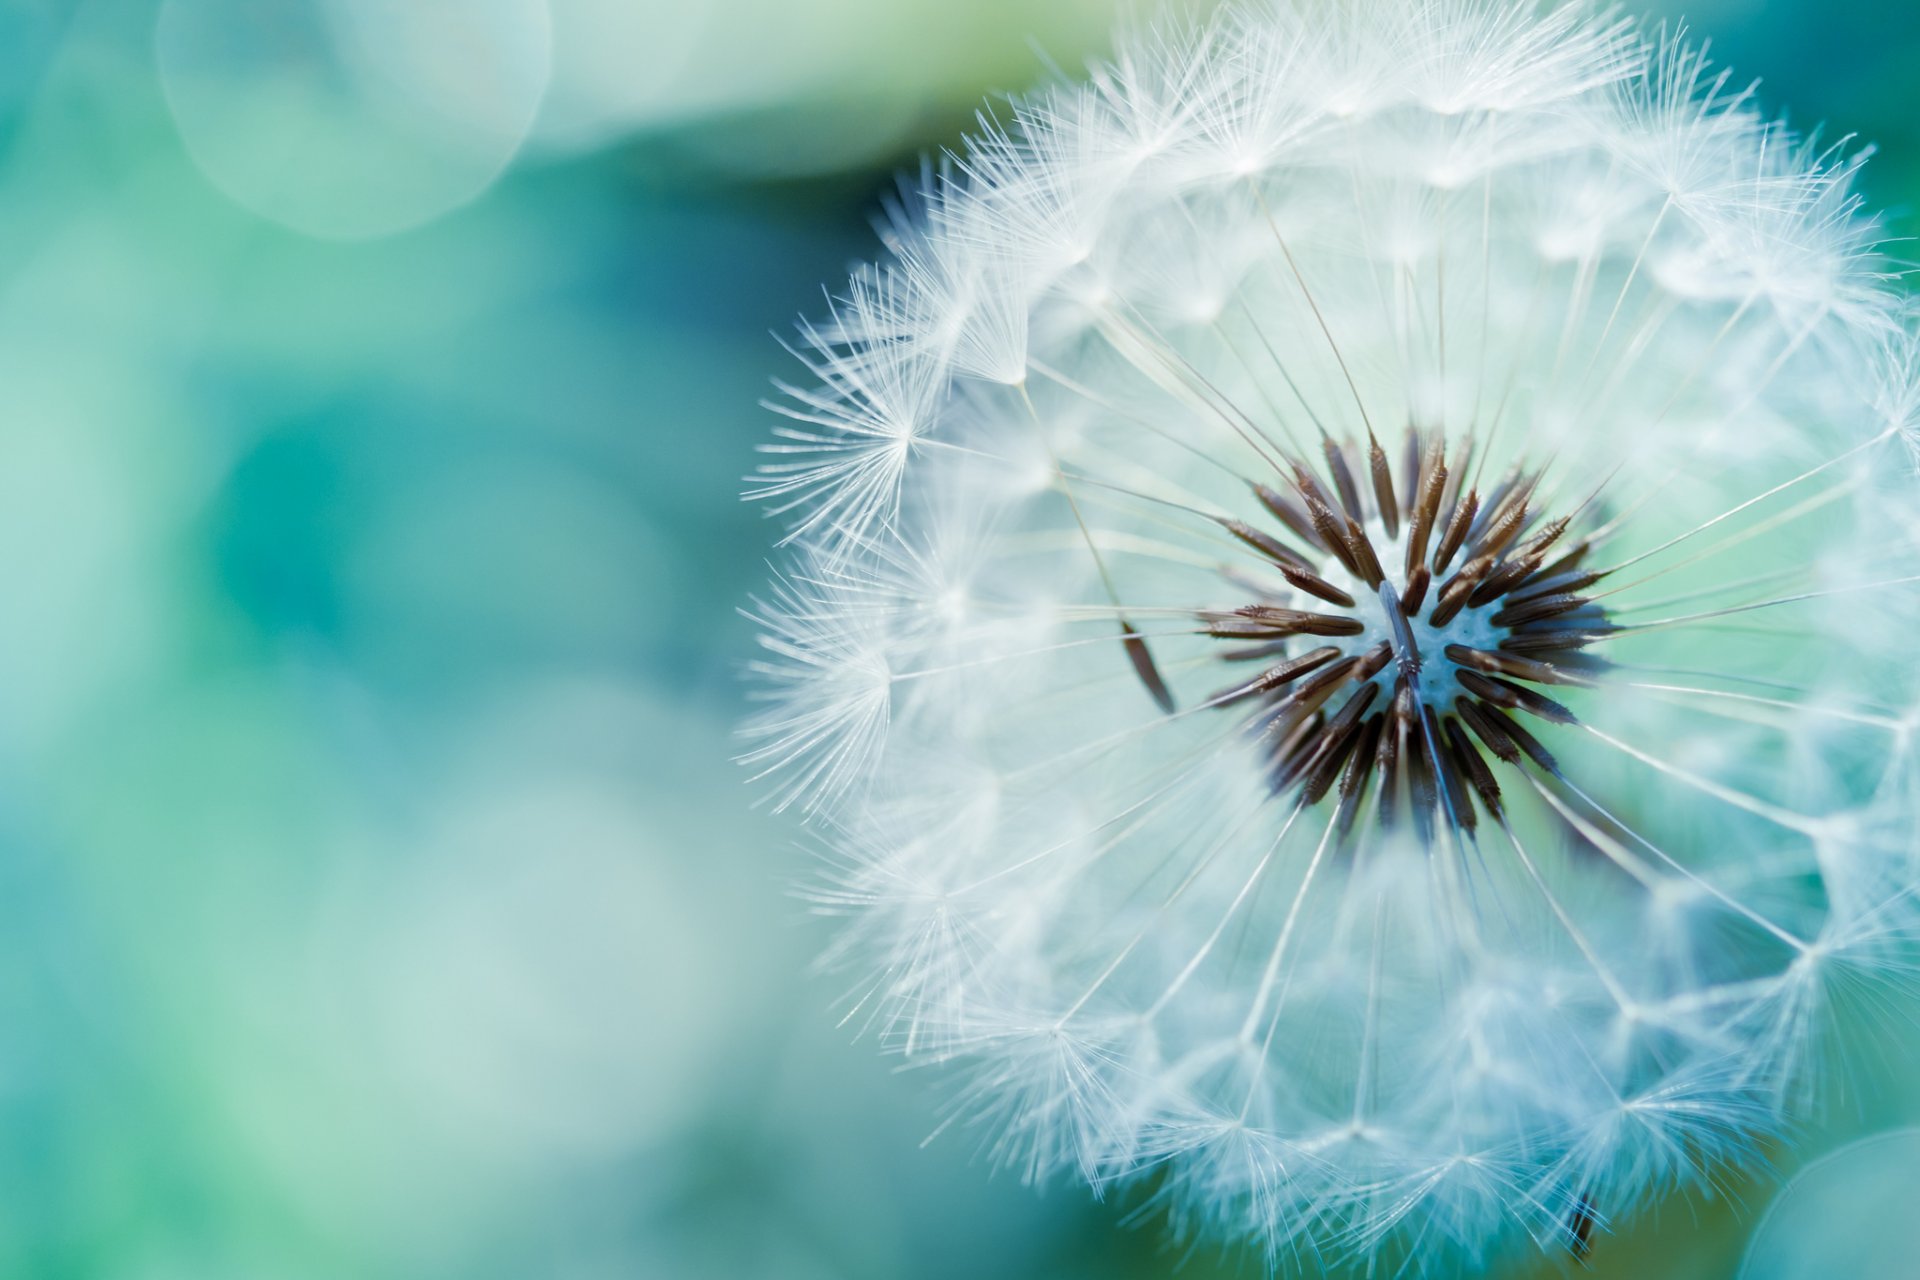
[746,0,1920,1267]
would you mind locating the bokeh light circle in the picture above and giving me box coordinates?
[156,0,551,240]
[373,781,730,1159]
[532,0,712,151]
[1740,1129,1920,1280]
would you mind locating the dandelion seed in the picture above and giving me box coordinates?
[745,1,1920,1268]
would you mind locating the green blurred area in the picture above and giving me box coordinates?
[0,2,1916,1278]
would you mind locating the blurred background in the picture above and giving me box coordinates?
[2,2,1917,1277]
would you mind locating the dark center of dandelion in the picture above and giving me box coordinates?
[1201,431,1612,844]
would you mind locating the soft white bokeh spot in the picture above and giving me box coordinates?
[1740,1129,1920,1280]
[157,0,551,240]
[373,781,728,1159]
[532,0,712,151]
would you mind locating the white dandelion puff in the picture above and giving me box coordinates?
[749,278,947,548]
[739,557,896,813]
[745,1,1920,1268]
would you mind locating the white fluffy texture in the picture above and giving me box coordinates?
[747,1,1920,1268]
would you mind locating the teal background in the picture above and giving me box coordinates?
[2,2,1916,1277]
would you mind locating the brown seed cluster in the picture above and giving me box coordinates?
[1203,431,1613,843]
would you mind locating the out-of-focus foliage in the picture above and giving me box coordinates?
[0,1,1914,1278]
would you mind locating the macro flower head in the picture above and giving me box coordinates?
[745,0,1920,1268]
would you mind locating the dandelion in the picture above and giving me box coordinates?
[745,1,1920,1268]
